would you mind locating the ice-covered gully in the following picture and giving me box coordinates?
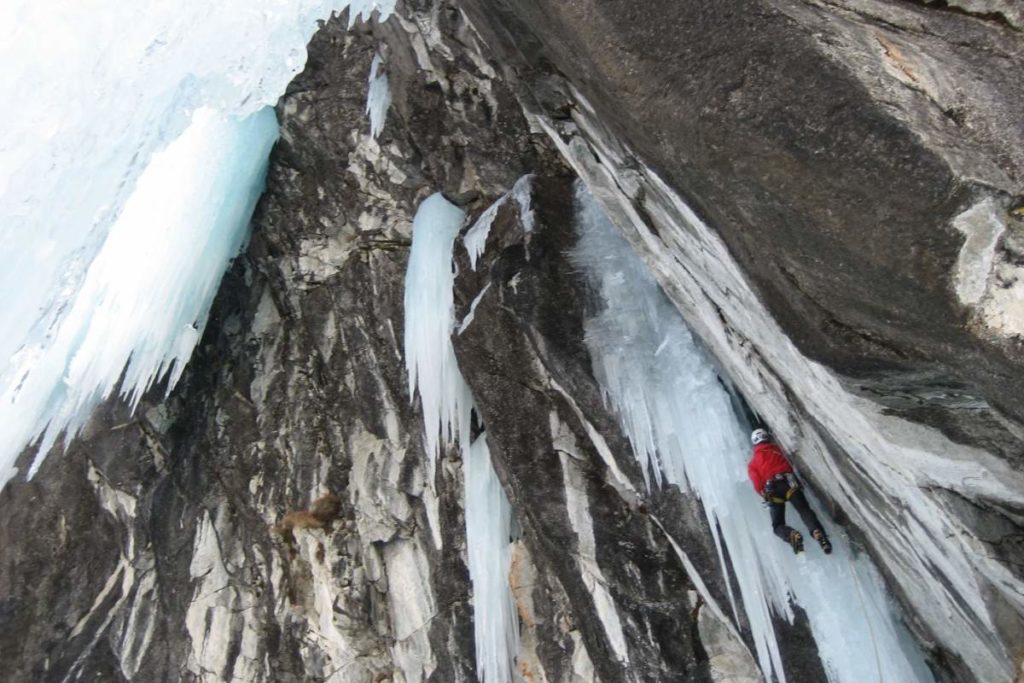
[404,182,931,682]
[572,183,930,683]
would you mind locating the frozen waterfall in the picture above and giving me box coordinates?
[571,181,932,683]
[366,52,392,139]
[10,108,278,484]
[403,193,519,682]
[466,433,520,683]
[404,194,475,465]
[0,0,395,487]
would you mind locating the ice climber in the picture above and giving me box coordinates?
[748,428,832,555]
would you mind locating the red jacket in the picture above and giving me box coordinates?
[748,442,793,495]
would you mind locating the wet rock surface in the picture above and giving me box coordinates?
[1,1,1023,682]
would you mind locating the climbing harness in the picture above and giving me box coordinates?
[764,473,800,504]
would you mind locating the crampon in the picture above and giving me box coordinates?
[788,530,804,554]
[812,529,832,555]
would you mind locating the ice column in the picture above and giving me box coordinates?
[466,433,520,683]
[404,193,519,682]
[570,181,931,683]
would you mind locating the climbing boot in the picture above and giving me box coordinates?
[812,529,832,555]
[788,530,804,554]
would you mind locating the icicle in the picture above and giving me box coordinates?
[365,52,391,139]
[403,193,473,464]
[464,196,508,271]
[466,434,520,683]
[404,192,520,682]
[570,180,931,683]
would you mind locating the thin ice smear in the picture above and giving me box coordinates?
[511,174,537,233]
[570,181,931,683]
[404,192,519,681]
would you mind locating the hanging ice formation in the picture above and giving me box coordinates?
[0,0,396,487]
[463,199,506,271]
[12,109,278,483]
[404,193,519,682]
[366,52,392,138]
[462,174,536,270]
[570,181,932,683]
[404,194,475,465]
[465,432,520,683]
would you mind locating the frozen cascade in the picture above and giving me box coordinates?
[2,108,277,486]
[404,193,519,682]
[365,52,392,138]
[466,433,520,683]
[404,193,475,465]
[0,0,395,486]
[570,182,932,683]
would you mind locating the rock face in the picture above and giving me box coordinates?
[2,1,1023,682]
[457,0,1024,679]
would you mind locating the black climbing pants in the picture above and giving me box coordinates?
[766,478,823,542]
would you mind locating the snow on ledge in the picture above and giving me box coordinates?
[954,198,1004,305]
[953,197,1024,339]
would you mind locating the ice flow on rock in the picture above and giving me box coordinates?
[404,193,519,682]
[570,181,932,683]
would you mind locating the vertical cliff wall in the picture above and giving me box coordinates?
[1,1,1022,682]
[452,0,1024,679]
[0,6,752,682]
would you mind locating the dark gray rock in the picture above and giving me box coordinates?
[458,0,1024,454]
[452,1,1024,678]
[1,5,744,682]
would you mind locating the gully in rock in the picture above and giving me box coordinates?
[748,428,832,555]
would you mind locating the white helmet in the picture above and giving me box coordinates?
[750,428,770,445]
